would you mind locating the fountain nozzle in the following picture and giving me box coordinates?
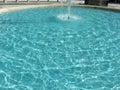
[68,16,70,19]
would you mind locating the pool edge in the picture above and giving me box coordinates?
[0,4,120,14]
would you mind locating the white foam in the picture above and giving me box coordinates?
[57,14,80,21]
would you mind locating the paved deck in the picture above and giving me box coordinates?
[108,4,120,11]
[75,4,120,12]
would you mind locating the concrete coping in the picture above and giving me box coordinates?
[0,3,120,14]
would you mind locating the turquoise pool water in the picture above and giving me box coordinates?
[0,7,120,90]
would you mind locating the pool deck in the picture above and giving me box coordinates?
[0,3,120,14]
[79,4,120,12]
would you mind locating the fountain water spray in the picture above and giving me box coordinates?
[67,0,71,19]
[57,0,79,21]
[60,0,64,4]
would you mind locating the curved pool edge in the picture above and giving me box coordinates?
[0,4,120,14]
[0,4,61,14]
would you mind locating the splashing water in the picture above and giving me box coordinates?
[57,14,79,21]
[67,0,71,19]
[57,0,80,21]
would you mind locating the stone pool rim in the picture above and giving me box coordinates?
[0,4,120,14]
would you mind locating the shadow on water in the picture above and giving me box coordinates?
[0,17,63,25]
[0,15,80,25]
